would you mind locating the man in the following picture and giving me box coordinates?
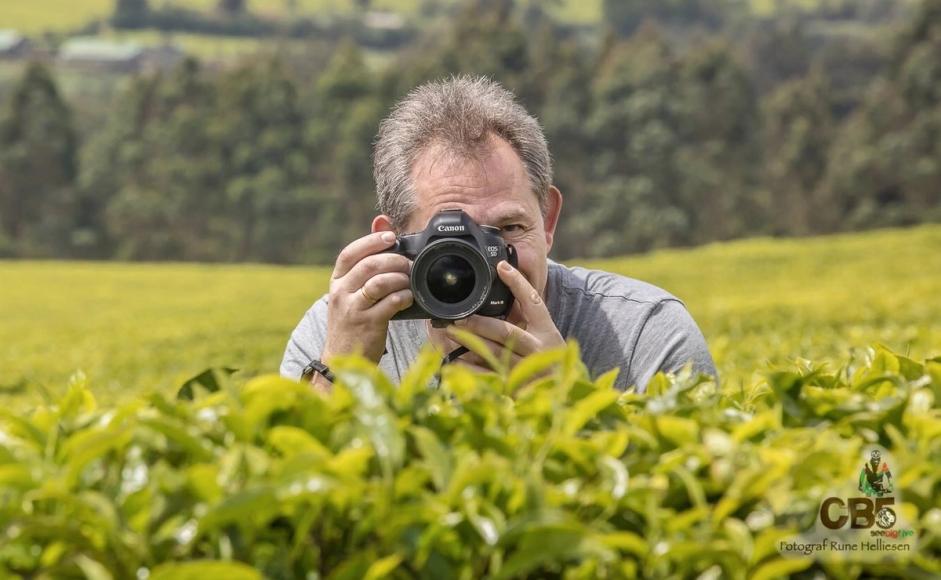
[859,450,893,498]
[281,75,716,392]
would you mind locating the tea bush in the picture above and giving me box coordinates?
[1,343,939,578]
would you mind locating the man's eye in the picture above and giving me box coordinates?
[501,224,524,233]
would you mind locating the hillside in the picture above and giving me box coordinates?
[1,225,938,408]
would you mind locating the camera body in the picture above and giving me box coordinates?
[386,209,518,322]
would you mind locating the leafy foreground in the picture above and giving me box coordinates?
[1,344,940,579]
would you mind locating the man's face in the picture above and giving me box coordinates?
[402,133,561,298]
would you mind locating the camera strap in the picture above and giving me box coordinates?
[433,313,510,385]
[432,346,469,388]
[441,346,470,366]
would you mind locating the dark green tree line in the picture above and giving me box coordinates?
[0,0,938,263]
[0,63,78,257]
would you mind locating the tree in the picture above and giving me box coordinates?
[820,0,941,230]
[762,72,835,235]
[96,58,223,260]
[581,25,689,255]
[308,41,384,252]
[217,0,247,17]
[602,0,731,37]
[112,0,150,28]
[0,63,78,257]
[213,57,315,262]
[676,39,761,243]
[522,18,596,260]
[388,0,529,98]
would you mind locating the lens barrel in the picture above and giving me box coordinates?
[411,239,492,319]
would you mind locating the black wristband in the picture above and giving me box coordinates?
[301,359,335,384]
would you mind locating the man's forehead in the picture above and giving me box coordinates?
[407,135,539,227]
[412,202,532,230]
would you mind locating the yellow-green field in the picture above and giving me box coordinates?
[7,0,896,35]
[1,0,603,34]
[1,225,939,409]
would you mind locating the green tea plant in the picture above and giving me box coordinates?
[1,342,939,579]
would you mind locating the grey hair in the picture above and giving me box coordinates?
[373,75,553,230]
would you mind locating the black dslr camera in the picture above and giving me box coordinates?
[387,209,518,324]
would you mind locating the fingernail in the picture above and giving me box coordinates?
[454,318,467,326]
[499,260,513,272]
[381,232,396,243]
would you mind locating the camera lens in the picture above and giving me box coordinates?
[411,238,491,319]
[426,255,475,303]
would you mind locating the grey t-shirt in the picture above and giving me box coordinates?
[280,260,717,393]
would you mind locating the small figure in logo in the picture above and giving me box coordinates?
[858,450,893,497]
[876,506,897,529]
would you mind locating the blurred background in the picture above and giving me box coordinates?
[1,0,940,406]
[1,0,939,264]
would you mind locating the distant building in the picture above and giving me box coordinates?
[0,30,30,59]
[57,37,185,73]
[141,44,186,72]
[363,11,406,32]
[58,37,145,72]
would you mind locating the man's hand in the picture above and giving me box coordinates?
[322,231,413,367]
[437,260,564,372]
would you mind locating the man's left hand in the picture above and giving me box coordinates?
[442,260,565,371]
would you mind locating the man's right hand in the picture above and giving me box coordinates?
[321,231,413,366]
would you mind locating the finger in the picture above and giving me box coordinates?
[467,344,523,369]
[332,231,398,280]
[369,288,414,319]
[451,316,538,356]
[425,321,458,355]
[496,261,554,327]
[361,272,410,304]
[452,360,496,374]
[506,300,527,329]
[338,253,411,292]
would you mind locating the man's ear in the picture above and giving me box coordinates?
[543,186,563,252]
[372,215,395,234]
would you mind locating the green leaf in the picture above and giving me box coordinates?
[59,372,96,420]
[447,327,504,373]
[496,522,593,579]
[267,425,332,459]
[410,426,451,491]
[0,410,47,450]
[563,389,621,435]
[199,486,278,531]
[177,367,239,400]
[507,347,567,392]
[655,415,700,447]
[364,554,402,580]
[396,346,441,408]
[598,531,648,556]
[598,456,629,500]
[150,561,261,580]
[186,464,222,502]
[0,464,34,489]
[139,416,214,461]
[61,424,133,485]
[337,362,406,473]
[75,554,113,580]
[749,557,813,580]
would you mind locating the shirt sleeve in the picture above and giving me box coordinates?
[279,296,329,380]
[627,299,717,393]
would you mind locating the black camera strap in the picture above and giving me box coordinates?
[432,345,469,388]
[434,310,512,382]
[441,346,470,366]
